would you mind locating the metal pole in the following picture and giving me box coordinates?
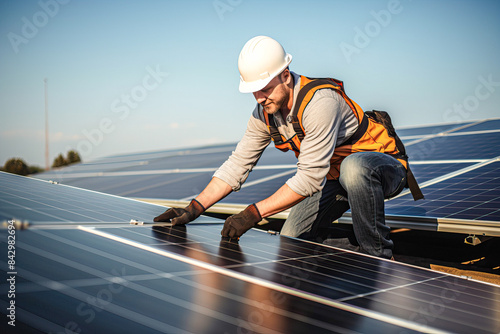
[44,78,49,170]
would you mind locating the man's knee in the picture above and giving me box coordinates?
[339,153,371,189]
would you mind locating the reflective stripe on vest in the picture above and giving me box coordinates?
[264,76,408,180]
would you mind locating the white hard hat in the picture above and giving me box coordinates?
[238,36,292,93]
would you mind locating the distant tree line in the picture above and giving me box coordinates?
[52,150,81,168]
[1,150,81,176]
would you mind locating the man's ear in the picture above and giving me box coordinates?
[281,68,291,85]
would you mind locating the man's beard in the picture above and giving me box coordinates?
[261,87,287,115]
[262,101,280,114]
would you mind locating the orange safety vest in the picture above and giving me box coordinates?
[264,76,408,180]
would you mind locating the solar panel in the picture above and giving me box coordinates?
[0,172,164,224]
[379,119,500,234]
[110,172,215,199]
[386,161,500,223]
[35,144,238,181]
[396,121,475,138]
[405,131,500,162]
[402,162,476,184]
[2,171,499,333]
[451,119,500,133]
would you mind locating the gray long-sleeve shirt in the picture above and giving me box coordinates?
[214,72,359,197]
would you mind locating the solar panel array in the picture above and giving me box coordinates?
[34,118,500,235]
[1,171,499,333]
[387,119,500,228]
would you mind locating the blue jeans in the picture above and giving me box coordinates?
[281,152,407,259]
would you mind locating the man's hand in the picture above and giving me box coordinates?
[221,204,262,239]
[153,199,205,225]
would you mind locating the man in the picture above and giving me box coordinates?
[154,36,411,259]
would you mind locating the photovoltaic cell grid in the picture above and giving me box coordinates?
[407,162,475,184]
[453,119,500,133]
[386,161,500,222]
[1,172,500,333]
[396,120,475,137]
[0,172,167,224]
[33,144,235,181]
[77,172,215,200]
[384,119,500,224]
[405,131,500,162]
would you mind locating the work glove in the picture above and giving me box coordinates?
[153,199,205,225]
[221,204,262,239]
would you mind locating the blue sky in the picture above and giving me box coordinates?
[1,0,499,167]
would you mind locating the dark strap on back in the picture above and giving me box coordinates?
[267,114,283,144]
[341,113,369,146]
[406,166,424,200]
